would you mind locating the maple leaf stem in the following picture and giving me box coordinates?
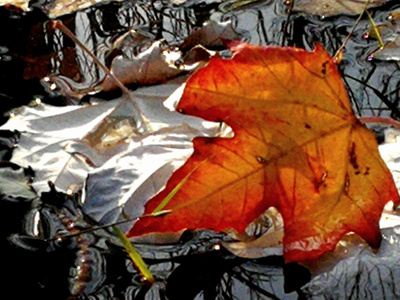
[359,116,400,129]
[112,225,155,284]
[52,20,152,134]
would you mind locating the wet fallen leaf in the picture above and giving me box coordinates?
[128,42,399,262]
[81,82,231,227]
[370,39,400,61]
[294,0,389,17]
[0,80,225,199]
[101,41,179,92]
[49,20,232,99]
[50,39,185,99]
[180,20,246,51]
[368,10,400,61]
[0,0,29,11]
[45,0,124,18]
[378,128,400,195]
[301,226,400,299]
[223,127,400,260]
[0,163,36,200]
[222,207,284,258]
[0,0,123,16]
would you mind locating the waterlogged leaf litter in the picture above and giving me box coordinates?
[0,163,36,200]
[368,9,400,61]
[129,42,399,263]
[293,0,390,16]
[2,1,400,298]
[302,226,400,299]
[82,83,230,227]
[0,0,125,17]
[0,0,29,11]
[0,80,225,199]
[49,19,237,100]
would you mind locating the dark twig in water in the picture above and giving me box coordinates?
[282,0,295,46]
[52,20,131,96]
[51,20,152,134]
[345,74,400,119]
[333,0,371,61]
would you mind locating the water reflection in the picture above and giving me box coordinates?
[2,0,400,299]
[14,1,399,118]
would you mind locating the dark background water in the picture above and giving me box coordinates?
[1,0,400,299]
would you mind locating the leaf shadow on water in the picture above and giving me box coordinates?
[1,0,400,299]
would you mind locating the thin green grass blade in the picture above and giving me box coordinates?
[112,225,155,283]
[366,11,384,48]
[151,157,211,215]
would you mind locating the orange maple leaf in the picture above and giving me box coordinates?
[128,43,399,262]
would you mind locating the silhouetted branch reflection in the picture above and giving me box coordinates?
[2,1,400,299]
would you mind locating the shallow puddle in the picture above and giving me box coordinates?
[1,0,400,299]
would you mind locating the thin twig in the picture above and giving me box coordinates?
[52,20,130,95]
[282,0,295,46]
[346,74,400,119]
[52,20,152,133]
[333,0,371,61]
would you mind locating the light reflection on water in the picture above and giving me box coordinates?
[2,0,400,299]
[39,0,400,119]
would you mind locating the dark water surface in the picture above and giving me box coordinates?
[1,0,400,299]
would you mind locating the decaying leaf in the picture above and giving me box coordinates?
[128,42,399,262]
[82,81,231,226]
[49,20,235,99]
[102,41,213,92]
[301,226,400,298]
[0,0,29,11]
[101,41,181,92]
[371,39,400,61]
[0,0,124,16]
[49,38,185,99]
[180,20,246,51]
[0,163,36,200]
[0,78,230,236]
[222,207,284,258]
[44,0,124,18]
[368,9,400,61]
[294,0,389,17]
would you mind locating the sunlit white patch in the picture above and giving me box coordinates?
[214,244,221,251]
[380,201,400,229]
[50,83,57,90]
[67,222,75,229]
[33,210,41,237]
[163,48,182,65]
[43,76,50,82]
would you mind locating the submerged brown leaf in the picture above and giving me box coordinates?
[294,0,389,16]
